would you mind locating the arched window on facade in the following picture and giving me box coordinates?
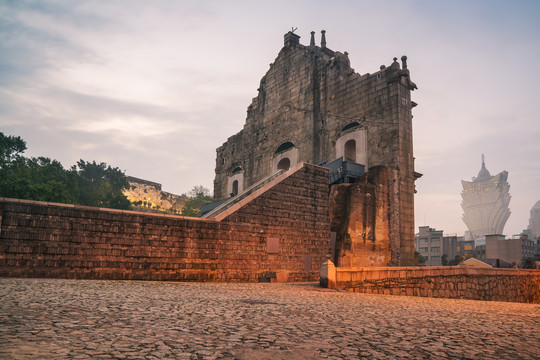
[277,158,291,171]
[335,127,367,167]
[275,141,295,154]
[345,139,356,162]
[272,141,298,173]
[341,122,360,132]
[227,166,244,198]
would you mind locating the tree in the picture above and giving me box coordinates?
[448,255,461,266]
[0,133,132,210]
[72,160,132,210]
[0,132,26,169]
[0,133,79,203]
[520,257,536,269]
[441,254,448,266]
[2,157,79,203]
[181,186,213,217]
[417,253,426,265]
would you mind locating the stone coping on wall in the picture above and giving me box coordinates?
[0,197,212,222]
[320,260,540,303]
[335,265,540,280]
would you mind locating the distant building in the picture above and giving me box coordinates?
[457,236,475,260]
[415,226,444,266]
[475,244,485,259]
[461,155,511,239]
[528,200,540,237]
[442,234,458,263]
[484,234,534,266]
[123,176,186,214]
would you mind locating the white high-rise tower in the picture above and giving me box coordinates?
[461,155,511,238]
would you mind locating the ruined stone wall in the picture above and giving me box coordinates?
[321,265,540,304]
[214,31,418,265]
[124,176,186,214]
[0,164,331,282]
[330,166,399,267]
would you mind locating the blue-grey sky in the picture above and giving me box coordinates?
[1,0,539,236]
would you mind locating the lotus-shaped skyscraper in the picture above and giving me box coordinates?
[461,155,511,237]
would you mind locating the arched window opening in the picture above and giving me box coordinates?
[232,180,239,196]
[341,122,360,132]
[345,139,356,162]
[275,141,295,154]
[277,158,291,171]
[231,166,242,175]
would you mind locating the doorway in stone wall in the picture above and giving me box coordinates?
[277,158,291,171]
[345,139,356,162]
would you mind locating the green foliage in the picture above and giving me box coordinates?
[0,132,131,210]
[1,156,79,203]
[520,257,536,269]
[0,132,78,203]
[441,254,448,266]
[448,255,461,266]
[417,253,426,265]
[72,160,132,210]
[0,132,26,169]
[181,186,213,217]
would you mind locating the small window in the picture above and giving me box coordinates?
[275,141,295,154]
[341,122,360,132]
[232,180,239,196]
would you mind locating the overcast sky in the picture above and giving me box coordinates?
[1,0,539,236]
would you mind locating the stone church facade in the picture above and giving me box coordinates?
[213,30,420,266]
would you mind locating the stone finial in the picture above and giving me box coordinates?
[321,30,327,48]
[389,57,399,69]
[310,31,315,47]
[401,55,408,70]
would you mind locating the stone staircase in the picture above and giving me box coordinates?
[201,169,286,220]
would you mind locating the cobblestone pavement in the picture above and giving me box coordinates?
[1,279,539,359]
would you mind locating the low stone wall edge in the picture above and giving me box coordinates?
[330,266,540,304]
